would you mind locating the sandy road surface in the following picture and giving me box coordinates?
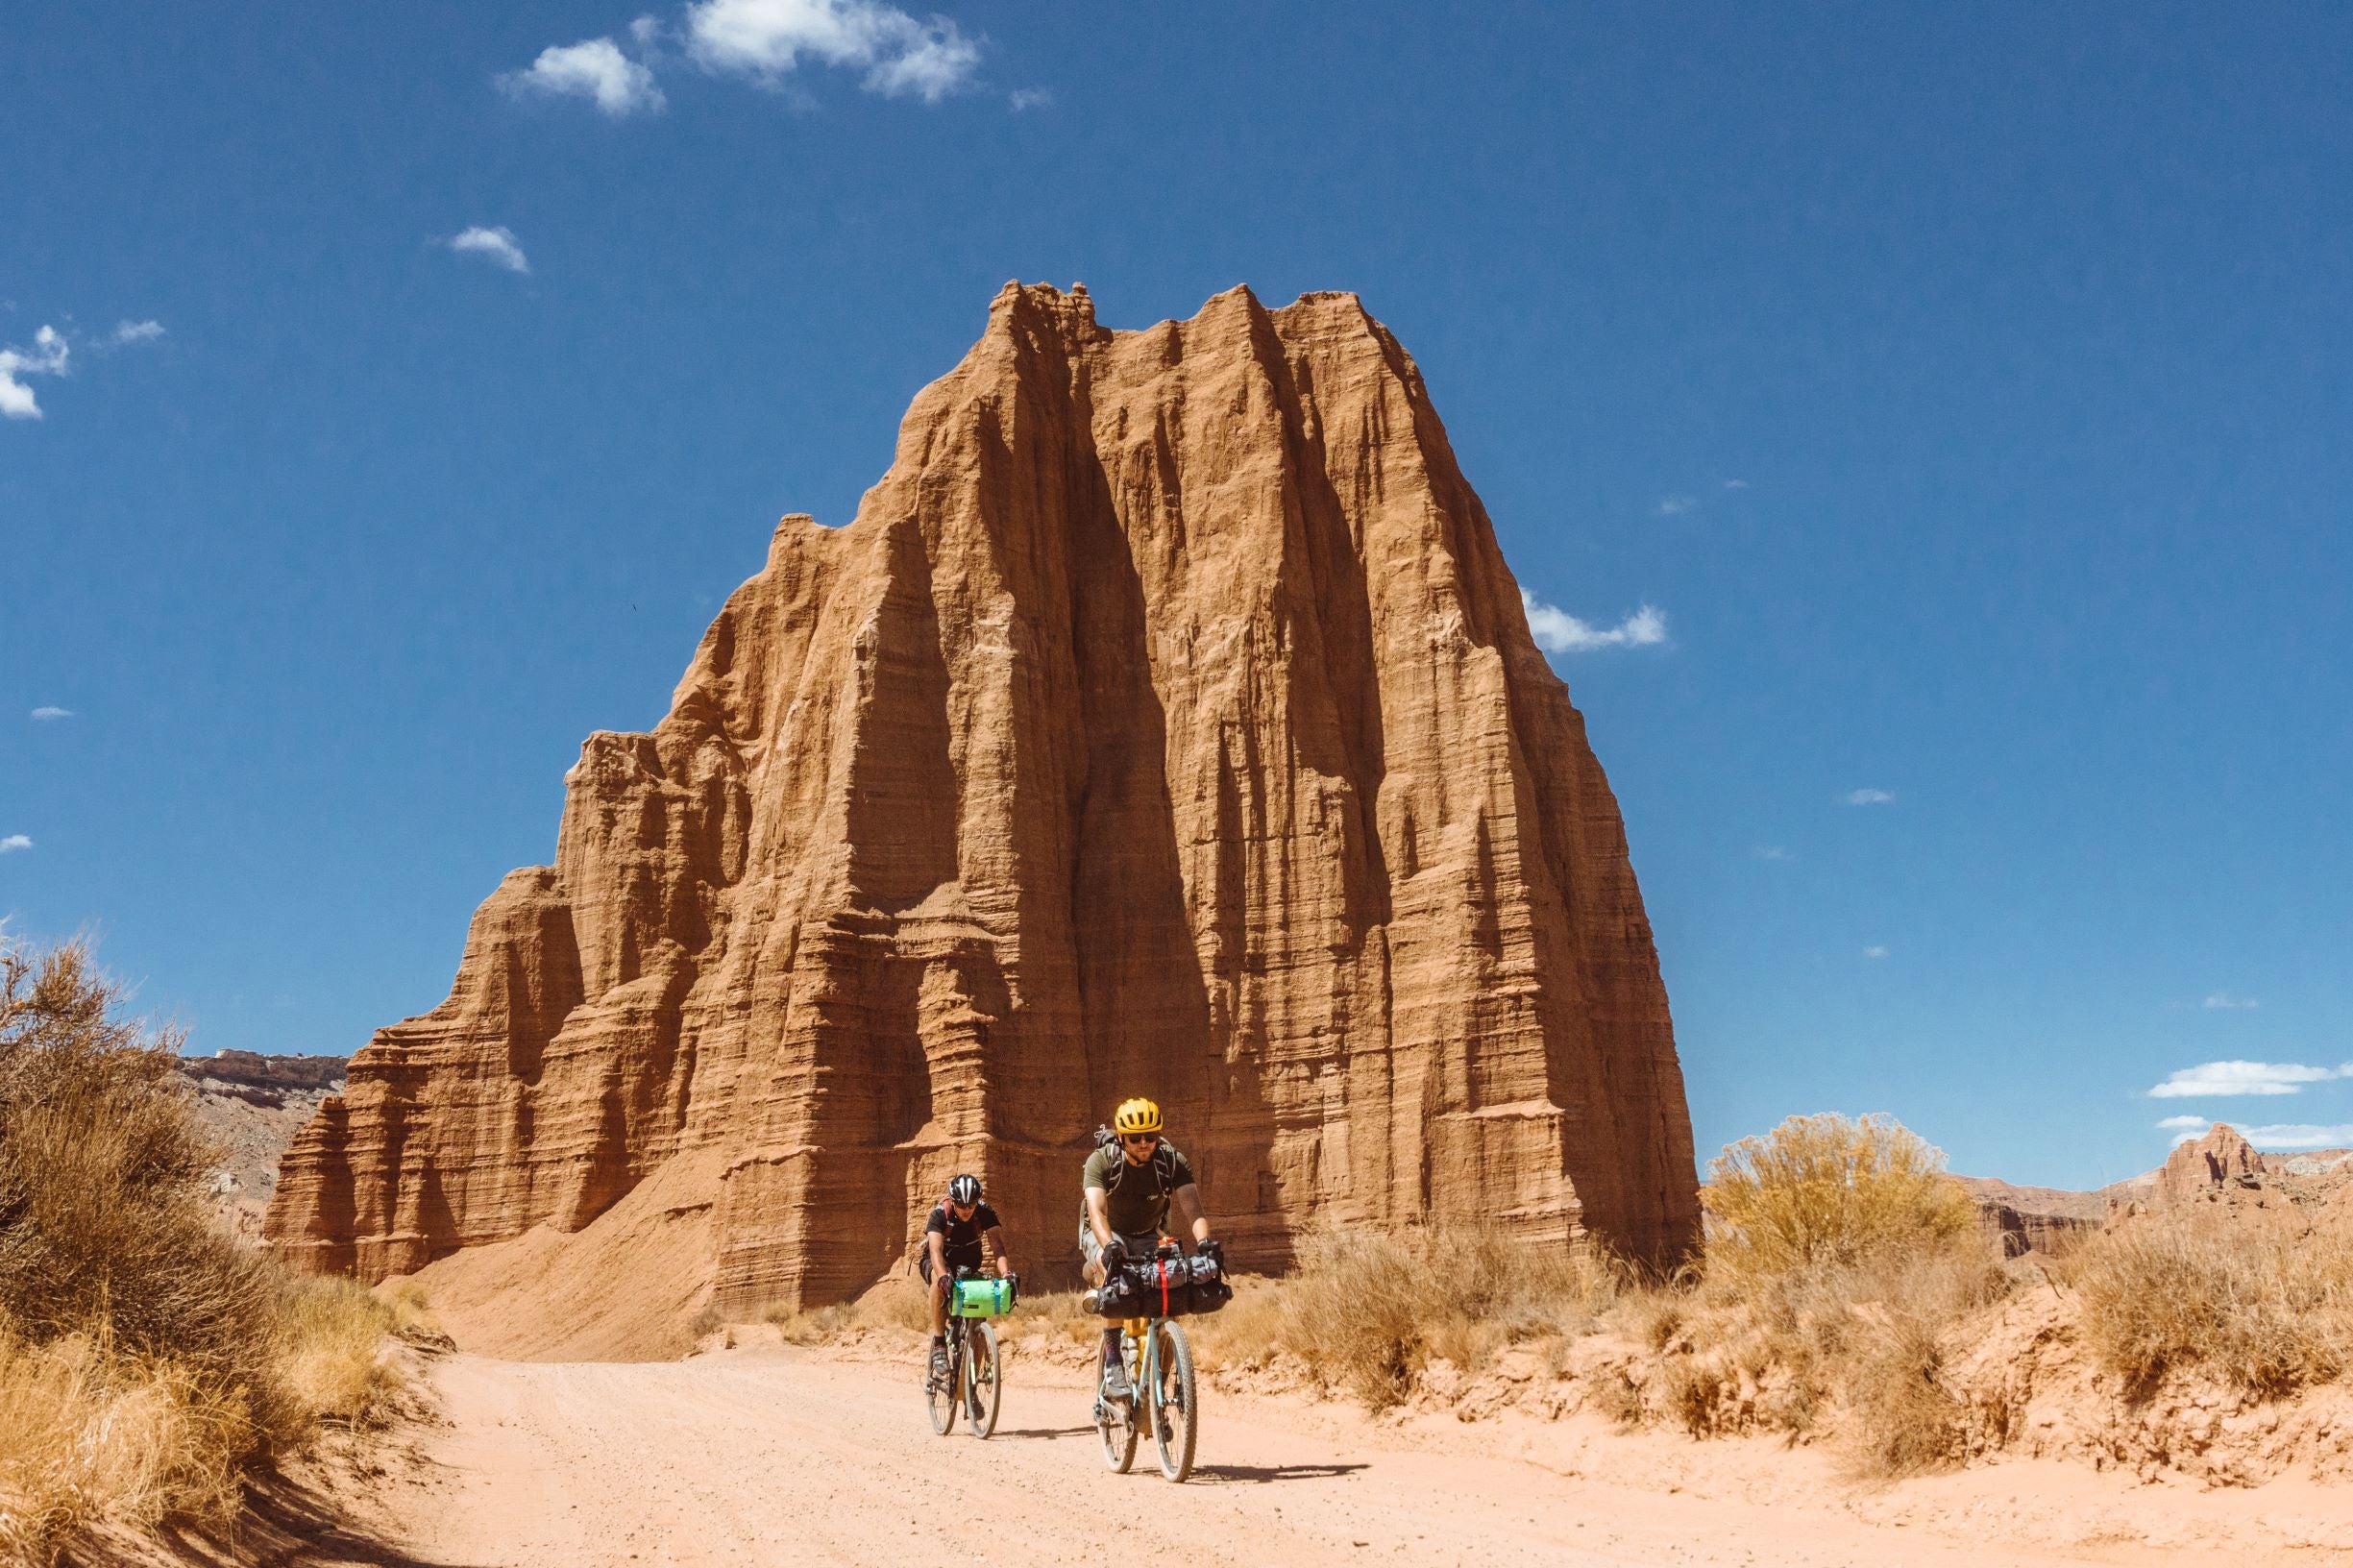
[354,1342,2353,1568]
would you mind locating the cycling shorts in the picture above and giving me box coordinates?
[1078,1220,1163,1271]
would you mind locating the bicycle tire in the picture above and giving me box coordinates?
[1151,1319,1197,1482]
[924,1326,959,1436]
[966,1320,1002,1438]
[1095,1333,1140,1472]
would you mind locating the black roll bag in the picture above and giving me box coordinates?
[1092,1254,1232,1317]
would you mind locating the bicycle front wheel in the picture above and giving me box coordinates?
[1096,1335,1140,1473]
[1150,1319,1198,1482]
[965,1320,1002,1438]
[925,1332,959,1436]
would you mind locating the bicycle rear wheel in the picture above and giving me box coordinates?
[924,1330,959,1435]
[1150,1319,1197,1482]
[965,1320,1001,1437]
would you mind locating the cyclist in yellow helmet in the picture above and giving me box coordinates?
[1080,1096,1219,1399]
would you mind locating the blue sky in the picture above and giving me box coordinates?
[5,3,2349,1188]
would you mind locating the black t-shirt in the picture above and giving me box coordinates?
[924,1201,1002,1260]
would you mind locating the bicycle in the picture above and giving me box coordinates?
[925,1269,1012,1438]
[1091,1241,1213,1482]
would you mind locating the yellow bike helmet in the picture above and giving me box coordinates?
[1113,1097,1163,1137]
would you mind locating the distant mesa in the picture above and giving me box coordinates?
[1959,1121,2353,1257]
[180,1048,348,1107]
[265,282,1702,1353]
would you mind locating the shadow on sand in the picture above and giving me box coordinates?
[1191,1461,1369,1485]
[89,1473,473,1568]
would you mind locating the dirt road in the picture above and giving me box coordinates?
[348,1341,2353,1568]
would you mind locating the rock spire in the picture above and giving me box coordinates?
[267,283,1701,1321]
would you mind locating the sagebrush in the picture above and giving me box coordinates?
[0,940,398,1565]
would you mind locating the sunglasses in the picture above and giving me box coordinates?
[1122,1133,1160,1147]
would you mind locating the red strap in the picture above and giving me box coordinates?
[1158,1259,1169,1315]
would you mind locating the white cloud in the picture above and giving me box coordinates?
[29,707,71,721]
[686,0,982,102]
[2157,1113,2212,1145]
[0,835,30,853]
[2240,1123,2353,1151]
[630,13,665,43]
[110,319,165,346]
[1752,845,1792,862]
[2146,1060,2353,1099]
[1,326,69,420]
[2203,992,2260,1011]
[1521,590,1668,654]
[1655,494,1696,517]
[1008,86,1051,110]
[501,37,667,116]
[1842,788,1895,806]
[447,227,532,275]
[1722,478,1750,490]
[1862,944,1889,960]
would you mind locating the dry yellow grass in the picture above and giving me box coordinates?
[2064,1213,2353,1401]
[1178,1226,1623,1409]
[267,1275,403,1436]
[0,939,399,1565]
[0,1324,254,1562]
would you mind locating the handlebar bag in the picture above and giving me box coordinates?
[950,1278,1015,1318]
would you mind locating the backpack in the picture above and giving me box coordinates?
[1092,1125,1179,1204]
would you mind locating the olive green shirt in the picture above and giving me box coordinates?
[1081,1139,1194,1238]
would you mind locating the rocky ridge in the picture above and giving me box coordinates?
[179,1051,349,1238]
[266,283,1701,1334]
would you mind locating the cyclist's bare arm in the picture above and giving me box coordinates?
[926,1230,950,1284]
[1172,1183,1213,1249]
[1084,1185,1114,1249]
[984,1225,1013,1276]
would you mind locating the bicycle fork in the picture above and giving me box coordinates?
[1101,1317,1148,1408]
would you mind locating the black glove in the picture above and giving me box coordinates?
[1196,1238,1224,1264]
[1100,1237,1127,1270]
[1002,1273,1019,1307]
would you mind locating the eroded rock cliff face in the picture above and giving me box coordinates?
[267,283,1700,1312]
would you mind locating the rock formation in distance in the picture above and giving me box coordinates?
[267,283,1701,1319]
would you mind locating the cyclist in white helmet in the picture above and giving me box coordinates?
[922,1173,1015,1384]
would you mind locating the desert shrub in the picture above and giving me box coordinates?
[0,942,281,1379]
[763,1301,856,1345]
[0,939,395,1563]
[2066,1215,2353,1401]
[1579,1115,2010,1476]
[1201,1226,1621,1410]
[1703,1113,1980,1288]
[1579,1362,1646,1427]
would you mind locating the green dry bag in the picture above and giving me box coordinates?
[950,1278,1013,1318]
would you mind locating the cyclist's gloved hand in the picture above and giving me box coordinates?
[1003,1273,1019,1306]
[1196,1238,1224,1264]
[1100,1237,1127,1270]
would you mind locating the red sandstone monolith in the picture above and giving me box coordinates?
[267,284,1701,1320]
